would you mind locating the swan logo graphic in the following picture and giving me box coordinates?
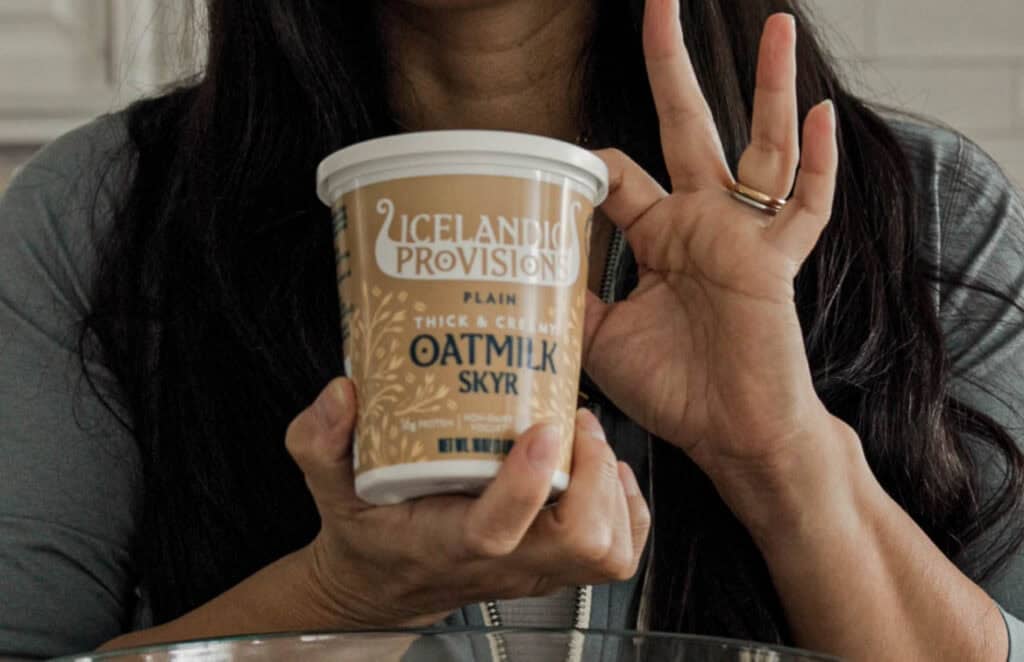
[373,197,582,287]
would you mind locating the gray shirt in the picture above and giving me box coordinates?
[2,113,1024,660]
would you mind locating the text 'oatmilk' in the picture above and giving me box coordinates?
[317,131,608,505]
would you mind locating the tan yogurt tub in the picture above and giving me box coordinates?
[317,131,608,505]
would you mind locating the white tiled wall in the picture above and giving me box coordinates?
[809,0,1024,185]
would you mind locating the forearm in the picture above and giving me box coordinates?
[737,427,1007,662]
[98,544,433,652]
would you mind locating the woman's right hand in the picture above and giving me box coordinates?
[285,377,650,629]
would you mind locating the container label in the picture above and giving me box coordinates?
[373,196,583,286]
[335,175,592,478]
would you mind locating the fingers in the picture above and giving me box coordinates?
[618,461,651,572]
[592,148,671,265]
[515,410,648,584]
[390,412,650,606]
[461,423,562,558]
[643,0,732,191]
[595,150,668,233]
[766,100,838,263]
[285,377,360,509]
[581,150,667,365]
[737,14,800,199]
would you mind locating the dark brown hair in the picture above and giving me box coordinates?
[82,0,1024,642]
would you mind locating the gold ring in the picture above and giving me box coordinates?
[730,182,788,216]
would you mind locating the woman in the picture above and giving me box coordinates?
[1,0,1023,659]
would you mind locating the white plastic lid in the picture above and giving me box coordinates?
[316,130,609,207]
[354,460,570,506]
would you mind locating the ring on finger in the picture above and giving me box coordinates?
[730,181,788,217]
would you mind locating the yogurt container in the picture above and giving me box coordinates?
[317,131,608,505]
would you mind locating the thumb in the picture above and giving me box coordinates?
[285,377,361,512]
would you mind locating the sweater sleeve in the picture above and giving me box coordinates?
[0,116,141,658]
[911,124,1024,661]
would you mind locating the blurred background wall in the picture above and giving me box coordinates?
[1,0,1022,190]
[812,0,1024,184]
[0,0,204,189]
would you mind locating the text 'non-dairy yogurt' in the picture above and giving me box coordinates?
[317,131,608,505]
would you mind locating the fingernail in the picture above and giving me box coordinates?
[619,463,642,498]
[527,424,561,471]
[821,99,835,119]
[319,379,348,429]
[576,408,606,441]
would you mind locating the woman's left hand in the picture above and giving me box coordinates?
[584,6,1013,659]
[583,0,853,519]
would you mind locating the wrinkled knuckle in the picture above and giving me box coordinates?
[754,137,797,161]
[742,146,798,182]
[624,551,643,578]
[632,501,653,534]
[604,561,633,583]
[605,545,637,582]
[566,524,614,567]
[462,526,517,560]
[603,147,628,165]
[284,417,311,464]
[597,453,622,484]
[595,529,635,582]
[660,104,706,130]
[622,559,642,582]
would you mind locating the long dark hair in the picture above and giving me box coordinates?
[82,0,1024,642]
